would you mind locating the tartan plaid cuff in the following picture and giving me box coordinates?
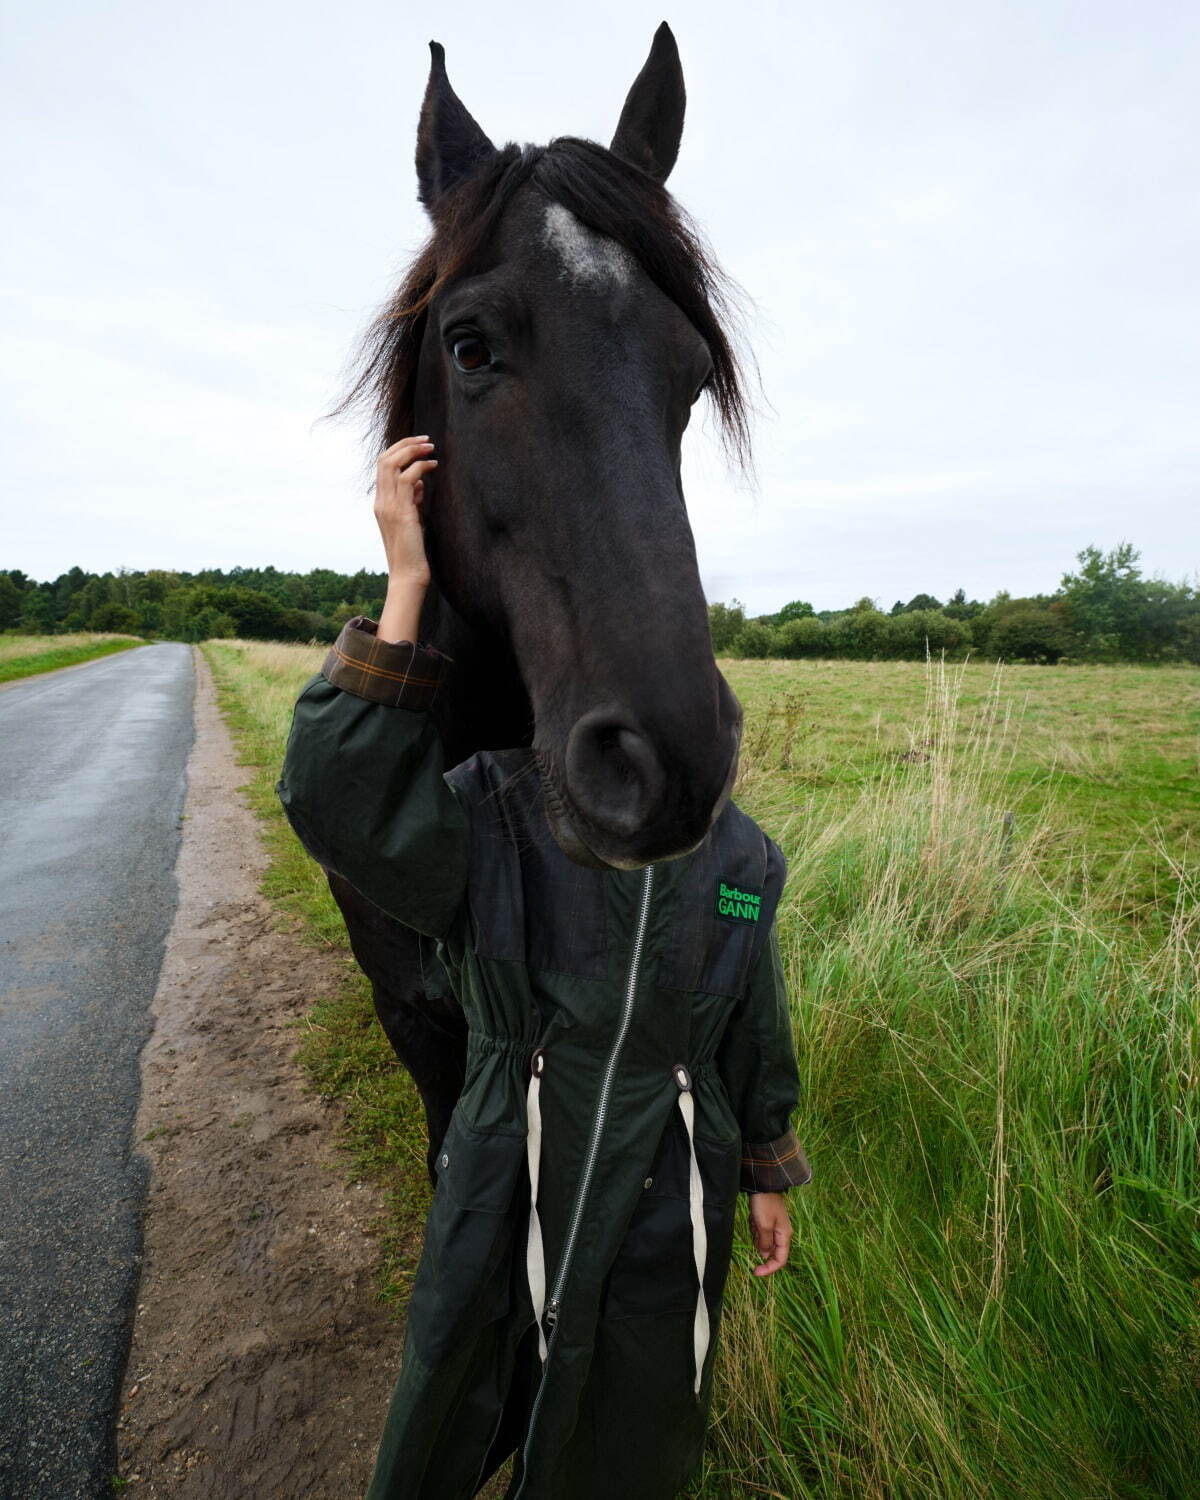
[321,616,452,710]
[741,1126,812,1193]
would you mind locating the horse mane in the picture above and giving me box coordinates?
[329,137,752,472]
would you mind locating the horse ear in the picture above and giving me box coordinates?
[609,22,686,182]
[416,41,496,211]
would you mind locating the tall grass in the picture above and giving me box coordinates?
[0,631,142,681]
[206,640,1199,1497]
[700,659,1199,1498]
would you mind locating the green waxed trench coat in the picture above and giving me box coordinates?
[277,620,812,1500]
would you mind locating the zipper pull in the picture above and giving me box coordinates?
[544,1298,560,1330]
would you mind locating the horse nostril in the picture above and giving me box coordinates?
[564,709,667,839]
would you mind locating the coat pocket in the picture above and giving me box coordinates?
[406,1107,526,1367]
[602,1112,741,1322]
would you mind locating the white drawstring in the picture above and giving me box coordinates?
[526,1049,548,1363]
[674,1065,710,1396]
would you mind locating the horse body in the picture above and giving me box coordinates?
[325,26,751,1171]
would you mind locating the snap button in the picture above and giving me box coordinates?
[440,1152,450,1170]
[643,1177,654,1190]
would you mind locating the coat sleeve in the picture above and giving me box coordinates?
[716,848,813,1194]
[275,616,469,940]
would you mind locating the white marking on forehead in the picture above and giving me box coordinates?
[542,202,632,288]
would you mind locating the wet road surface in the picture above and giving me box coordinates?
[0,645,194,1499]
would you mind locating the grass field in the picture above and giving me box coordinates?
[204,640,1200,1500]
[0,632,143,683]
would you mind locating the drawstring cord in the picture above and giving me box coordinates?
[525,1048,548,1363]
[674,1063,710,1396]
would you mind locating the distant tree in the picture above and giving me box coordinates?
[1139,577,1200,661]
[989,608,1069,664]
[1058,542,1148,659]
[833,606,889,657]
[894,592,943,615]
[0,574,22,630]
[773,599,815,625]
[708,599,746,653]
[884,610,972,659]
[90,602,139,633]
[20,588,56,633]
[191,608,238,641]
[944,587,983,621]
[332,600,379,628]
[1176,612,1200,664]
[729,622,775,658]
[281,608,336,643]
[774,616,830,658]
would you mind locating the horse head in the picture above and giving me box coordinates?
[348,25,748,871]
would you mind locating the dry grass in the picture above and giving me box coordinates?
[0,631,141,663]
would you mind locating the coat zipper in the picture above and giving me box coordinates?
[512,861,656,1497]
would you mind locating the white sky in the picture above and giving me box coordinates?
[3,0,1198,613]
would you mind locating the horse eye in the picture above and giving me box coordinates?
[452,335,492,372]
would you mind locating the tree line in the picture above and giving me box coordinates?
[709,545,1198,664]
[0,565,386,645]
[2,544,1196,663]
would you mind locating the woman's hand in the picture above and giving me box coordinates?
[374,436,437,644]
[374,436,437,586]
[748,1192,792,1276]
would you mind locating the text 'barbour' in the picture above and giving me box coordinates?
[716,881,761,923]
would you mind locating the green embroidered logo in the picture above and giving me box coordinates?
[716,880,761,924]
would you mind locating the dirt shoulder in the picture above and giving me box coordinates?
[117,649,402,1497]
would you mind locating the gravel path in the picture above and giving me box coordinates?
[114,650,403,1497]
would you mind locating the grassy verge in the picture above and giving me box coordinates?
[697,659,1199,1498]
[202,640,433,1304]
[205,640,1199,1498]
[0,633,143,682]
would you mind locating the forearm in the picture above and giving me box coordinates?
[378,573,428,645]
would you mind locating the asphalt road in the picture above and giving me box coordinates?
[0,645,194,1500]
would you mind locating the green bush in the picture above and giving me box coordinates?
[729,621,776,658]
[90,602,140,633]
[775,616,831,657]
[988,608,1070,663]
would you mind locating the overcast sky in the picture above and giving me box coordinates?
[3,0,1198,613]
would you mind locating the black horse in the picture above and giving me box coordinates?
[327,24,752,1174]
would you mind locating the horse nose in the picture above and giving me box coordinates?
[564,708,667,840]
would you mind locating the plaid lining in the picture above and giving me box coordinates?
[321,615,452,710]
[740,1126,813,1193]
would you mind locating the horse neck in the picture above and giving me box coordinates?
[420,579,532,766]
